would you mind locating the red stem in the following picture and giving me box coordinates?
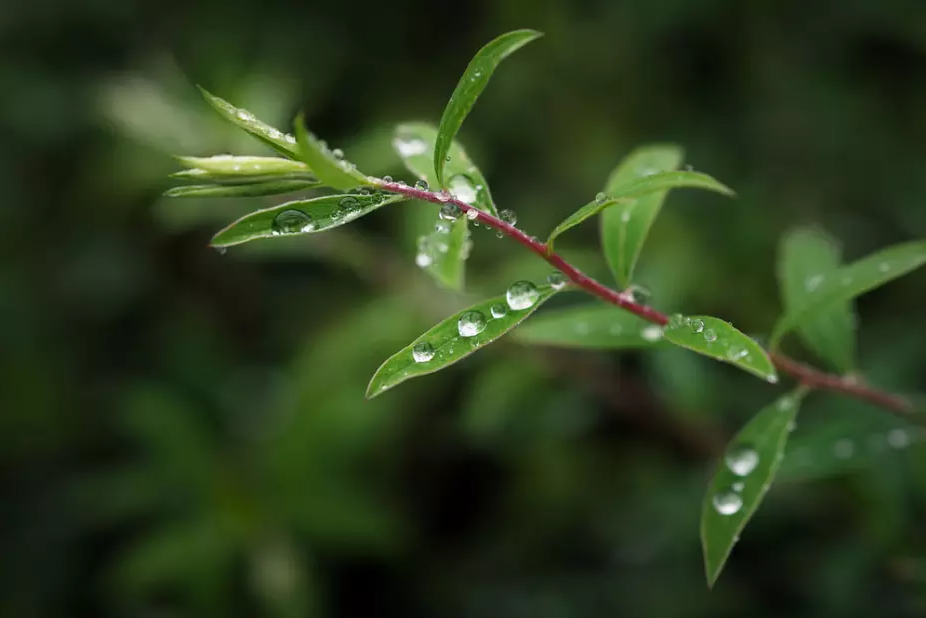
[377,180,918,422]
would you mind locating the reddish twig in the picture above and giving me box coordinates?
[376,180,919,424]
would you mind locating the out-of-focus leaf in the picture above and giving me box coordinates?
[294,115,369,190]
[198,86,300,158]
[771,239,926,347]
[600,145,684,287]
[420,218,471,291]
[664,315,777,383]
[778,227,856,372]
[433,29,543,187]
[546,197,626,249]
[211,193,405,247]
[175,155,311,177]
[701,390,806,587]
[512,303,667,349]
[165,180,321,198]
[393,122,498,215]
[367,283,559,398]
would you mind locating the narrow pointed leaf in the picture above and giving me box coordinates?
[601,145,684,287]
[701,390,806,587]
[165,179,321,198]
[171,169,316,184]
[778,227,855,372]
[175,155,311,178]
[393,123,498,215]
[433,29,543,187]
[211,193,405,247]
[294,116,369,190]
[198,87,300,158]
[771,239,926,348]
[546,197,627,249]
[664,315,777,383]
[512,304,667,349]
[367,283,558,398]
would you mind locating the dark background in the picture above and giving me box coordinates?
[3,0,926,616]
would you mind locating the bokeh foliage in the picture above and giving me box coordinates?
[4,0,926,616]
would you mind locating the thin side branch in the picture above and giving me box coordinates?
[377,180,919,424]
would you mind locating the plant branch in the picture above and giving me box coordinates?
[376,180,919,424]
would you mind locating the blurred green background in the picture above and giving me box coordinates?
[4,0,926,616]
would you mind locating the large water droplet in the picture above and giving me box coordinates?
[449,174,477,204]
[458,310,487,337]
[547,271,568,290]
[500,209,517,226]
[725,445,759,476]
[412,342,435,363]
[337,196,361,220]
[415,179,429,190]
[394,136,428,157]
[595,192,608,205]
[271,209,314,235]
[331,148,344,159]
[712,491,744,516]
[490,303,508,319]
[703,329,717,343]
[690,318,705,333]
[439,204,461,221]
[506,280,540,310]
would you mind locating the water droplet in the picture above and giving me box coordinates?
[703,329,717,343]
[684,163,694,172]
[641,325,664,342]
[506,280,540,310]
[439,204,462,221]
[435,220,452,234]
[725,445,759,476]
[445,155,451,162]
[393,136,428,157]
[499,209,517,227]
[465,209,479,221]
[383,175,393,183]
[888,428,910,449]
[726,345,748,361]
[778,397,793,411]
[412,342,435,363]
[621,210,631,223]
[547,271,568,290]
[490,303,508,319]
[415,252,433,268]
[337,196,361,220]
[214,246,227,256]
[627,284,652,305]
[595,192,608,205]
[495,230,504,239]
[271,209,314,235]
[732,481,744,492]
[878,262,891,273]
[284,134,297,144]
[834,439,855,459]
[436,190,451,203]
[449,174,477,204]
[712,491,743,516]
[415,179,429,190]
[805,274,823,292]
[458,310,487,337]
[690,319,705,333]
[331,148,344,159]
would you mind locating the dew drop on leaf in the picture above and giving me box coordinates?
[458,310,487,337]
[490,303,508,319]
[804,274,823,292]
[411,341,435,363]
[271,210,314,235]
[690,318,705,333]
[434,220,452,234]
[394,136,428,157]
[506,280,540,310]
[725,445,759,476]
[449,174,477,204]
[439,204,462,221]
[331,148,344,159]
[703,329,717,343]
[641,324,664,342]
[712,490,744,516]
[595,191,608,205]
[547,271,567,290]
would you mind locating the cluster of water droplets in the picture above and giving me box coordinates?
[666,314,767,378]
[711,442,761,516]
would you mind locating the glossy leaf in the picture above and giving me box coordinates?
[367,284,558,398]
[433,29,543,187]
[294,116,369,190]
[664,315,778,383]
[778,227,856,372]
[175,155,312,179]
[546,197,626,249]
[198,87,300,158]
[771,239,926,348]
[211,193,405,247]
[701,390,806,587]
[512,303,667,349]
[601,145,684,287]
[164,180,321,198]
[393,122,498,215]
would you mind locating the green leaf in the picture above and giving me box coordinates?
[512,303,667,349]
[198,87,300,158]
[164,179,321,198]
[664,315,778,383]
[393,122,498,216]
[294,115,370,191]
[367,283,558,398]
[433,29,543,187]
[778,227,856,372]
[546,197,627,249]
[175,155,312,179]
[601,145,684,287]
[771,239,926,348]
[420,217,471,291]
[211,192,405,248]
[701,390,806,587]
